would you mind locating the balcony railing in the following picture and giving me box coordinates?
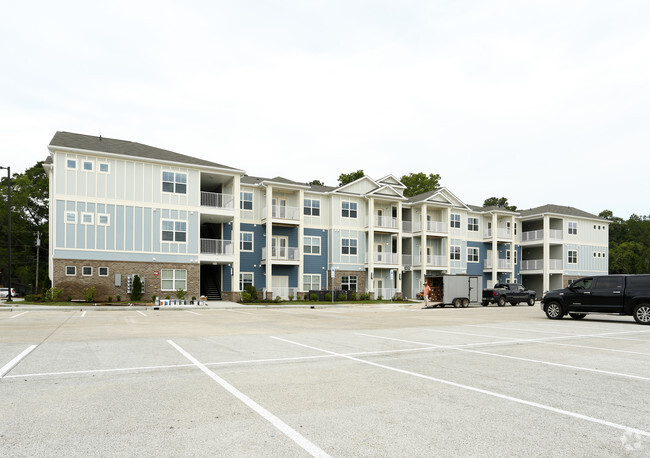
[484,258,512,269]
[401,254,446,267]
[264,287,299,300]
[261,246,300,261]
[201,192,234,209]
[521,259,563,271]
[426,221,447,233]
[262,205,300,220]
[374,253,399,264]
[200,239,233,255]
[375,216,399,229]
[401,221,446,233]
[522,229,563,242]
[485,228,512,239]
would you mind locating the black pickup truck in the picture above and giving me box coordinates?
[482,283,536,307]
[541,275,650,324]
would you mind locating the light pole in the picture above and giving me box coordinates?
[0,166,11,302]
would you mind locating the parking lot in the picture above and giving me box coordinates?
[1,303,649,457]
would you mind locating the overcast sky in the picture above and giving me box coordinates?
[2,0,648,219]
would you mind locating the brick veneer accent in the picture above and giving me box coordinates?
[327,270,367,294]
[53,259,199,302]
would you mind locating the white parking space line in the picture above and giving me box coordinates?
[467,324,650,342]
[540,341,650,357]
[1,345,38,378]
[136,311,147,317]
[168,340,330,458]
[358,333,650,382]
[10,311,29,319]
[271,336,650,439]
[184,310,202,316]
[80,311,86,317]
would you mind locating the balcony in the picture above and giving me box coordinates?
[373,253,399,265]
[402,254,446,268]
[374,215,399,231]
[484,228,513,240]
[262,205,300,223]
[521,229,563,243]
[199,238,234,262]
[484,258,512,270]
[200,192,235,222]
[261,246,300,264]
[521,259,563,271]
[401,221,446,234]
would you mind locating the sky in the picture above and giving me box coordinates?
[2,0,649,219]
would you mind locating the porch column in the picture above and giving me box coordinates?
[265,185,273,299]
[511,215,516,282]
[232,175,241,294]
[543,214,550,294]
[420,204,427,286]
[491,213,498,285]
[298,189,304,298]
[396,200,403,297]
[368,197,375,296]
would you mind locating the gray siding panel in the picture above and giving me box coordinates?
[134,207,143,252]
[56,200,65,248]
[106,205,115,250]
[116,206,124,251]
[144,208,152,252]
[125,206,134,252]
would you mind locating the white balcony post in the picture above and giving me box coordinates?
[491,213,498,285]
[511,214,516,282]
[397,201,403,296]
[265,185,273,299]
[233,175,241,293]
[298,188,304,296]
[543,214,550,293]
[368,197,375,296]
[420,204,427,285]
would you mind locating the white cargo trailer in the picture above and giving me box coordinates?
[424,274,480,308]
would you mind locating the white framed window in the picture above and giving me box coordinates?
[467,247,479,263]
[240,191,253,210]
[341,201,357,218]
[568,222,578,235]
[240,232,254,251]
[162,220,187,242]
[99,162,109,173]
[568,250,578,264]
[304,199,320,216]
[304,236,321,255]
[82,266,93,276]
[450,245,461,260]
[83,161,93,171]
[303,274,321,291]
[162,171,187,194]
[98,213,110,226]
[450,214,461,229]
[342,238,358,255]
[514,250,518,264]
[81,212,94,225]
[161,269,187,291]
[67,159,76,169]
[467,217,479,232]
[341,275,357,291]
[98,267,109,277]
[65,266,76,276]
[239,272,253,291]
[65,211,77,223]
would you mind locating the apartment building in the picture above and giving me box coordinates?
[45,132,609,301]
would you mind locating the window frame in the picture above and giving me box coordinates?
[83,161,93,171]
[304,198,321,217]
[568,250,578,264]
[467,247,479,263]
[98,213,110,226]
[240,191,253,210]
[239,272,254,291]
[341,275,357,291]
[304,236,321,255]
[82,266,93,276]
[162,171,187,194]
[450,245,461,261]
[99,162,110,173]
[341,201,358,219]
[162,219,187,243]
[450,213,461,229]
[98,267,109,277]
[65,211,77,224]
[568,221,578,235]
[240,231,254,251]
[303,274,321,291]
[65,266,76,276]
[161,269,187,291]
[467,217,479,232]
[80,212,94,225]
[341,238,358,255]
[66,159,77,169]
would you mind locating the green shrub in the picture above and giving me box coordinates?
[337,293,346,301]
[83,286,95,302]
[191,296,196,301]
[175,288,186,300]
[377,295,383,300]
[108,296,112,302]
[130,275,143,301]
[360,293,370,301]
[350,292,357,301]
[288,295,293,301]
[24,294,43,302]
[245,285,258,302]
[67,296,72,302]
[116,295,121,302]
[165,295,170,300]
[152,295,157,303]
[44,287,62,302]
[310,293,318,301]
[240,291,252,302]
[324,293,332,301]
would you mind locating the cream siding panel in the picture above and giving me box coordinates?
[143,163,153,202]
[134,163,144,201]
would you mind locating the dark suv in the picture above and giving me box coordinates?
[541,275,650,324]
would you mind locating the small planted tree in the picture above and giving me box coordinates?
[130,275,142,301]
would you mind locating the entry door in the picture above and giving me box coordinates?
[272,236,288,259]
[272,198,287,218]
[272,276,289,300]
[376,244,384,262]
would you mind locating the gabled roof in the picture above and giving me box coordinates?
[518,204,605,220]
[468,204,519,215]
[367,185,406,200]
[49,131,243,172]
[377,174,406,189]
[333,175,381,195]
[240,175,309,190]
[407,187,470,210]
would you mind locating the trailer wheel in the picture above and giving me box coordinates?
[497,296,506,307]
[462,298,469,308]
[453,298,462,308]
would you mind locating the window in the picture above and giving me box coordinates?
[342,238,358,255]
[467,247,479,263]
[468,217,479,232]
[83,161,93,171]
[450,245,461,261]
[341,275,357,291]
[514,250,518,264]
[162,220,187,242]
[161,269,187,291]
[240,191,253,210]
[568,222,577,235]
[162,171,187,194]
[65,266,76,276]
[81,212,94,225]
[99,163,109,173]
[450,214,460,229]
[67,159,76,169]
[342,201,357,218]
[240,232,253,251]
[82,266,93,276]
[304,236,321,255]
[98,267,109,277]
[239,272,253,291]
[304,199,320,216]
[65,211,77,223]
[98,213,110,226]
[303,274,321,291]
[571,277,592,290]
[568,250,577,264]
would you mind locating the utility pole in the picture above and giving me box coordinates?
[0,166,11,302]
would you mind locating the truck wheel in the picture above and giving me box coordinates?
[462,298,469,308]
[481,301,489,307]
[497,296,506,307]
[633,303,650,324]
[569,313,586,320]
[453,298,462,308]
[527,297,535,306]
[545,302,563,320]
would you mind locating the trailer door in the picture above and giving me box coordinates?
[469,276,479,303]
